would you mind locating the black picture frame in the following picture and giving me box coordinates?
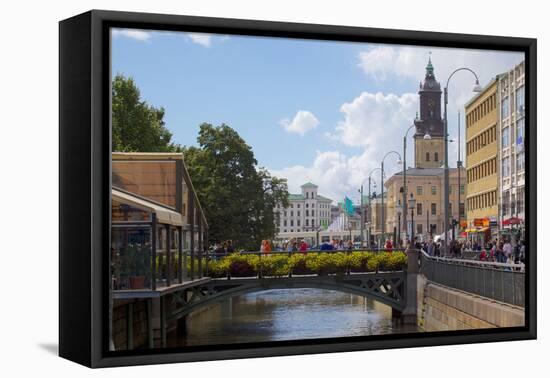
[59,9,537,368]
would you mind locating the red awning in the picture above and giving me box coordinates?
[502,217,523,226]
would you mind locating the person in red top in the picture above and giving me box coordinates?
[479,249,487,261]
[385,239,393,252]
[299,240,308,254]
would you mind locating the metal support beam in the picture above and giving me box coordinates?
[198,214,203,279]
[166,224,172,287]
[151,213,157,291]
[127,302,134,350]
[160,296,166,348]
[147,298,154,349]
[178,226,183,284]
[189,193,195,280]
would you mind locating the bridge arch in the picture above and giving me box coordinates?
[167,273,406,322]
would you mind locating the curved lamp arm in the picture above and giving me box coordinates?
[382,150,402,164]
[446,67,481,89]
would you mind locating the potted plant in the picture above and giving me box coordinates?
[122,244,151,289]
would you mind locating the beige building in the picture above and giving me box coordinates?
[465,79,499,229]
[367,192,385,240]
[385,167,465,241]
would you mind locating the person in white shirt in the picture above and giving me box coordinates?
[503,241,513,258]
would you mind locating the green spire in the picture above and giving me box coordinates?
[426,53,434,76]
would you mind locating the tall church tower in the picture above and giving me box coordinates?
[414,56,445,168]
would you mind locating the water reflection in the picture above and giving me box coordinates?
[169,289,418,347]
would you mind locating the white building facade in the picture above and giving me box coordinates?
[498,60,526,230]
[275,182,332,234]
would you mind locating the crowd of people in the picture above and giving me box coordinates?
[418,237,526,265]
[212,239,235,258]
[209,235,526,268]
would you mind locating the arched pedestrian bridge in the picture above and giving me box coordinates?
[168,271,407,321]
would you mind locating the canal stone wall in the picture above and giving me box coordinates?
[417,274,525,331]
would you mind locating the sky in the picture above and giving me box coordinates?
[111,28,524,205]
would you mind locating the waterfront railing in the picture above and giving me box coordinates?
[419,250,525,307]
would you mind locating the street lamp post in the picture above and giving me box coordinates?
[408,193,416,244]
[363,168,381,247]
[359,186,365,246]
[397,209,402,247]
[426,201,429,241]
[443,68,482,256]
[381,151,402,242]
[457,111,462,238]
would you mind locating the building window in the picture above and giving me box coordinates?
[502,126,510,148]
[312,210,315,216]
[290,204,294,208]
[501,96,510,119]
[306,210,309,216]
[284,211,287,217]
[417,224,423,234]
[297,220,301,227]
[306,203,309,208]
[290,220,294,226]
[284,229,287,233]
[297,204,300,208]
[434,152,439,162]
[306,192,309,199]
[460,185,465,195]
[459,203,465,218]
[284,220,287,226]
[431,186,436,195]
[417,203,422,215]
[290,211,293,216]
[516,85,525,114]
[417,186,423,195]
[517,151,525,172]
[502,156,510,177]
[426,152,430,161]
[431,203,436,215]
[517,187,525,214]
[312,203,315,208]
[516,118,525,145]
[502,190,510,216]
[297,211,301,217]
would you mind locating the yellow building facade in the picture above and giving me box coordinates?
[465,79,499,228]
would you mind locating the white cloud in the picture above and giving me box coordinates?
[280,110,320,136]
[185,33,212,47]
[358,44,524,163]
[334,91,418,148]
[270,149,392,205]
[112,29,151,41]
[272,92,415,203]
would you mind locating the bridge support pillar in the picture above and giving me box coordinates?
[400,248,419,325]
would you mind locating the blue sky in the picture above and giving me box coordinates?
[112,28,524,203]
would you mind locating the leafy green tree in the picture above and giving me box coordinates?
[184,123,289,250]
[112,74,181,152]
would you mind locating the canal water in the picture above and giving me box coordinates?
[169,288,419,346]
